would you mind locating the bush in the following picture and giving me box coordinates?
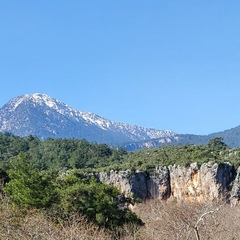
[55,172,143,229]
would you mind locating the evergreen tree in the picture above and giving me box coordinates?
[4,153,57,208]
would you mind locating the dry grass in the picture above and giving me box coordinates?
[1,195,240,240]
[0,199,111,240]
[0,197,143,240]
[133,199,240,240]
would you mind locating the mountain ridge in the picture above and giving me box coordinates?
[1,93,240,150]
[0,93,177,147]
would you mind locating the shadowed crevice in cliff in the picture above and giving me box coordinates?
[129,172,148,200]
[215,163,236,199]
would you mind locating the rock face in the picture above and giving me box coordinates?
[147,166,171,200]
[98,168,171,201]
[98,162,239,204]
[231,166,240,205]
[169,162,234,202]
[98,170,149,199]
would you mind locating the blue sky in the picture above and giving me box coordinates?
[1,1,240,135]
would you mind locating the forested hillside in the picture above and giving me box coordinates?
[1,133,240,173]
[1,133,240,239]
[0,133,144,238]
[0,133,128,171]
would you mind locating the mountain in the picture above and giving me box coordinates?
[0,93,178,147]
[1,93,240,150]
[124,129,240,150]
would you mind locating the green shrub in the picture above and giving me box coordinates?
[56,172,143,229]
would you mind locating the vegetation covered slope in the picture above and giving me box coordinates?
[121,137,240,172]
[1,133,240,173]
[1,133,240,239]
[0,133,144,235]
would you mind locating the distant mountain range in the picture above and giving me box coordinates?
[0,93,240,150]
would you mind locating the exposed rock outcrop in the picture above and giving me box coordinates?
[98,170,148,199]
[147,166,171,200]
[231,166,240,205]
[169,162,234,202]
[98,162,239,204]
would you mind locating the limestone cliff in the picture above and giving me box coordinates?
[98,162,240,204]
[169,162,234,202]
[231,166,240,204]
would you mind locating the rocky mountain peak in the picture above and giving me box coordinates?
[0,93,177,147]
[1,93,240,149]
